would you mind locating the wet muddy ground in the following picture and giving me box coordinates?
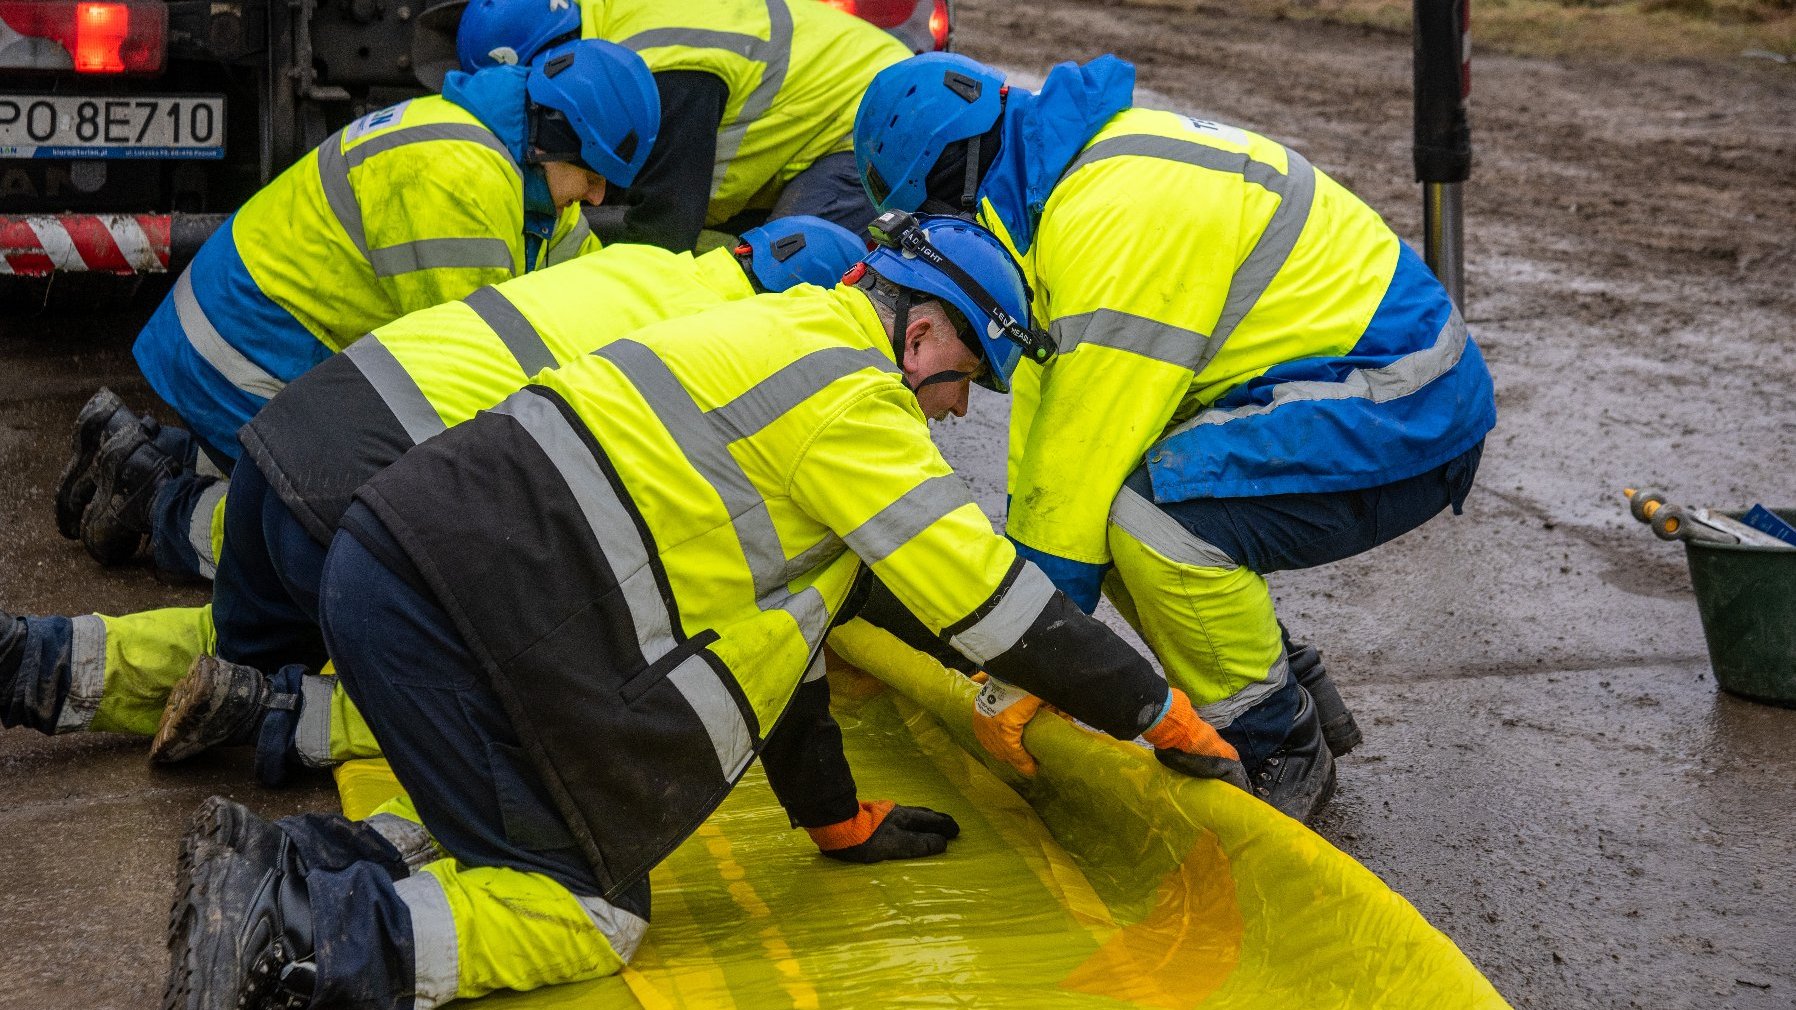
[3,1,1794,1006]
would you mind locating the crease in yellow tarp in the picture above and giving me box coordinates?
[332,619,1512,1010]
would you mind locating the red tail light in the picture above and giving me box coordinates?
[928,0,949,50]
[0,0,167,74]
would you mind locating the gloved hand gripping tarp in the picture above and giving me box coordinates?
[336,618,1511,1009]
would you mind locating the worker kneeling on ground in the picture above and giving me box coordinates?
[52,38,659,584]
[456,0,911,251]
[165,213,1243,1009]
[0,218,866,771]
[854,53,1498,822]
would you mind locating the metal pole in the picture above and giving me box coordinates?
[1423,180,1465,308]
[1413,0,1471,309]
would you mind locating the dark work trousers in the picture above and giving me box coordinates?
[318,516,644,918]
[149,423,234,581]
[1124,440,1485,765]
[210,459,330,676]
[721,151,881,240]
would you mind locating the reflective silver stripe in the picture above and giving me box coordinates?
[365,813,445,873]
[367,237,514,278]
[842,473,977,567]
[344,122,516,173]
[621,0,792,198]
[1211,147,1315,350]
[667,651,754,779]
[949,562,1057,665]
[545,213,593,268]
[1063,134,1317,367]
[495,389,763,774]
[54,614,107,734]
[293,673,336,768]
[801,651,826,684]
[596,340,790,598]
[1200,650,1290,728]
[576,894,650,963]
[1108,485,1237,569]
[493,391,674,659]
[706,346,894,440]
[1048,309,1210,370]
[173,266,286,400]
[1173,307,1470,432]
[318,120,519,263]
[465,287,557,378]
[345,337,447,445]
[395,872,459,1010]
[781,533,843,583]
[186,480,230,580]
[313,133,369,258]
[781,586,830,649]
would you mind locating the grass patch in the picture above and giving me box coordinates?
[1120,0,1796,61]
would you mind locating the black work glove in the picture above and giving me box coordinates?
[809,801,961,864]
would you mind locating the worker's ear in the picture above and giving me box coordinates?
[903,310,935,361]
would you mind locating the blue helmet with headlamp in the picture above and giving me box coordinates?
[857,211,1053,394]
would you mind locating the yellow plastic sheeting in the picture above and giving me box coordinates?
[336,620,1510,1009]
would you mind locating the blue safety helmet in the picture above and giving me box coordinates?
[735,216,869,293]
[524,40,659,188]
[858,211,1051,394]
[457,0,580,71]
[854,53,1007,215]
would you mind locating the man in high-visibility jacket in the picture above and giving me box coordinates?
[456,0,910,251]
[53,39,661,583]
[853,53,1498,822]
[165,213,1245,1010]
[0,219,867,774]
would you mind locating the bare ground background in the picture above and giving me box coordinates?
[3,1,1794,1006]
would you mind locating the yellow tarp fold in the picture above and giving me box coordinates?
[336,620,1510,1009]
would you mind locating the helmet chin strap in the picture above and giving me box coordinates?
[890,286,976,394]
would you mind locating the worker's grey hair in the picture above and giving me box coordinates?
[855,266,961,342]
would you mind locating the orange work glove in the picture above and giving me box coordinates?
[807,800,961,863]
[1144,688,1249,788]
[970,672,1044,777]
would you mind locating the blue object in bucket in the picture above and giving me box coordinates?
[1742,505,1796,547]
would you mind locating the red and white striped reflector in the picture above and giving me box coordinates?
[0,213,171,275]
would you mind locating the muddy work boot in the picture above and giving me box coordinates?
[53,388,145,540]
[150,655,284,765]
[1288,643,1363,757]
[80,421,182,566]
[166,797,316,1010]
[1246,687,1337,823]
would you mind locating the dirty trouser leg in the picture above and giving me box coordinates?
[319,522,647,1006]
[147,424,231,582]
[1107,442,1485,760]
[206,458,378,775]
[768,151,880,234]
[1,605,217,736]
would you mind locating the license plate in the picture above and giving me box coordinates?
[0,95,225,159]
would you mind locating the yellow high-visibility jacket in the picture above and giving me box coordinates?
[348,283,1173,898]
[581,0,909,223]
[241,244,753,544]
[983,106,1494,608]
[132,67,596,461]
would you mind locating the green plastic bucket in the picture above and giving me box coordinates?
[1684,508,1796,707]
